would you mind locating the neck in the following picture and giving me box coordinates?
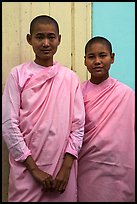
[34,58,53,67]
[90,75,109,84]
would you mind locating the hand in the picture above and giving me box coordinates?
[52,165,71,193]
[52,153,75,193]
[23,156,53,191]
[31,168,53,192]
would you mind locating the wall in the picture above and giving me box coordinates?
[92,2,135,90]
[2,2,135,201]
[2,2,91,89]
[2,2,91,201]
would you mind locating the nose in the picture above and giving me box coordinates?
[42,38,50,47]
[94,56,101,64]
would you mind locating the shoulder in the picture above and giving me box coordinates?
[10,62,32,74]
[109,77,134,93]
[81,80,89,86]
[81,80,89,89]
[115,80,135,99]
[57,62,80,80]
[80,80,89,95]
[116,80,134,93]
[6,62,33,88]
[59,63,75,74]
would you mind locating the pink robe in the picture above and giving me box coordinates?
[2,61,85,202]
[77,77,135,202]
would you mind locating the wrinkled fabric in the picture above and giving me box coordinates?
[2,61,85,202]
[78,77,135,202]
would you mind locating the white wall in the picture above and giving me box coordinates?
[2,2,92,201]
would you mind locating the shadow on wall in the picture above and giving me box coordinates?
[2,139,9,202]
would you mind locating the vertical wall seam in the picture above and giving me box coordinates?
[19,2,22,64]
[71,2,75,71]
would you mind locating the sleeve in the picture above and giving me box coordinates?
[65,80,85,158]
[2,71,31,162]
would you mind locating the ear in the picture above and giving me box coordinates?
[84,56,86,66]
[111,53,115,64]
[58,34,61,45]
[26,34,32,46]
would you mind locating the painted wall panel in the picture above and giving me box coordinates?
[20,3,33,61]
[74,2,92,81]
[49,2,72,67]
[2,2,91,201]
[2,3,20,87]
[2,2,91,90]
[92,2,135,90]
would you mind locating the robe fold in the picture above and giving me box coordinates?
[2,61,85,202]
[78,77,135,202]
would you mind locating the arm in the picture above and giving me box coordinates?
[53,81,85,193]
[2,71,53,191]
[65,82,85,158]
[52,153,76,193]
[24,155,53,191]
[2,71,31,161]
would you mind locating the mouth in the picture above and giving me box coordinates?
[41,50,51,54]
[93,66,103,69]
[93,67,103,72]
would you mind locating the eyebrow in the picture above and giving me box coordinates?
[36,32,56,35]
[87,51,108,55]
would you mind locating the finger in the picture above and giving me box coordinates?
[59,189,65,194]
[45,179,52,188]
[58,183,66,193]
[52,180,61,191]
[42,181,49,191]
[42,179,53,191]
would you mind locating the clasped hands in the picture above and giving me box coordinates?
[31,166,71,194]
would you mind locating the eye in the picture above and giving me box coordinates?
[88,55,94,59]
[36,36,43,40]
[48,35,56,40]
[100,54,107,58]
[49,36,55,38]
